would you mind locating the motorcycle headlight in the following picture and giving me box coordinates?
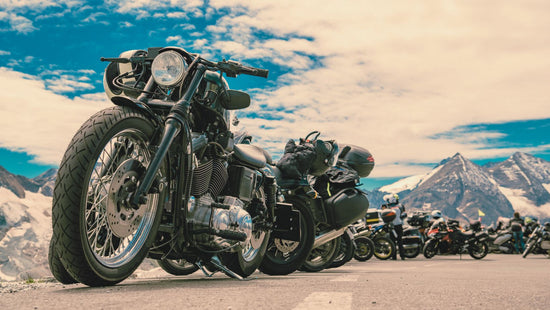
[151,50,187,87]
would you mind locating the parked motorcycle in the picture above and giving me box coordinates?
[49,47,303,286]
[359,218,396,260]
[423,220,489,259]
[487,228,517,254]
[262,136,373,272]
[523,222,550,258]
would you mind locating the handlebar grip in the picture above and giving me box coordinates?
[252,68,269,78]
[240,66,269,78]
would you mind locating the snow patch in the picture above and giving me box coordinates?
[499,186,550,220]
[379,165,442,193]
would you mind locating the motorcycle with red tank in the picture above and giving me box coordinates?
[423,219,489,259]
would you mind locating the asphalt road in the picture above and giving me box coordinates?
[1,254,549,309]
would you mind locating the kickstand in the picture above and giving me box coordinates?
[196,261,216,278]
[209,255,246,281]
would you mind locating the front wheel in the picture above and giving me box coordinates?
[469,240,489,259]
[259,198,315,276]
[423,239,438,259]
[353,236,375,261]
[522,240,536,258]
[52,107,166,287]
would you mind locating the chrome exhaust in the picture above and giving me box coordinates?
[313,227,347,249]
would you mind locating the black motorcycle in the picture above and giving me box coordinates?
[423,220,489,259]
[260,135,374,273]
[523,222,550,258]
[49,47,302,286]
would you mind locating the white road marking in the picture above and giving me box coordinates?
[293,292,352,310]
[330,275,359,282]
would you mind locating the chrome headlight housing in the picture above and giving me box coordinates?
[151,50,188,87]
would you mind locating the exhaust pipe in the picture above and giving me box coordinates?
[313,227,347,249]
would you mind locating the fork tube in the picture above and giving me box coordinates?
[132,65,206,207]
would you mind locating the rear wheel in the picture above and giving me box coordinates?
[328,234,354,269]
[469,240,489,259]
[218,190,271,278]
[353,236,375,261]
[373,236,395,260]
[157,258,199,276]
[301,237,341,272]
[402,244,421,259]
[52,107,166,287]
[259,198,315,275]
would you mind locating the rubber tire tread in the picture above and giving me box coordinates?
[328,234,354,269]
[52,106,161,287]
[48,236,78,284]
[373,236,395,260]
[258,197,315,276]
[301,237,342,272]
[157,259,199,276]
[353,236,375,261]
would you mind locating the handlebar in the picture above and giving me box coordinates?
[213,59,268,78]
[101,49,269,79]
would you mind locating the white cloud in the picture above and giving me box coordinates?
[0,12,36,34]
[106,0,204,14]
[208,1,550,177]
[0,67,111,165]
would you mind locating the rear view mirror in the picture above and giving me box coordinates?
[222,90,250,110]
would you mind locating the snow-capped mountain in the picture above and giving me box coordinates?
[373,152,550,225]
[0,166,58,281]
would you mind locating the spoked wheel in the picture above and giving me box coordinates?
[48,235,77,284]
[301,237,342,272]
[353,236,375,261]
[218,190,271,278]
[157,258,199,276]
[259,198,315,276]
[469,240,489,259]
[328,233,354,269]
[373,236,395,260]
[423,239,438,259]
[52,107,166,287]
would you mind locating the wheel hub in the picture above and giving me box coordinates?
[107,159,146,238]
[274,238,299,253]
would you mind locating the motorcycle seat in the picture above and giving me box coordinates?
[270,166,309,189]
[233,144,267,168]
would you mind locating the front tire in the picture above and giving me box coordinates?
[522,240,536,258]
[423,239,438,259]
[52,107,166,287]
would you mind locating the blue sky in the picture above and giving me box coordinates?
[1,1,550,189]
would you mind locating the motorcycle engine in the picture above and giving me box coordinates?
[188,193,253,250]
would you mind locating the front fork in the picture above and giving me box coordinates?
[131,65,207,211]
